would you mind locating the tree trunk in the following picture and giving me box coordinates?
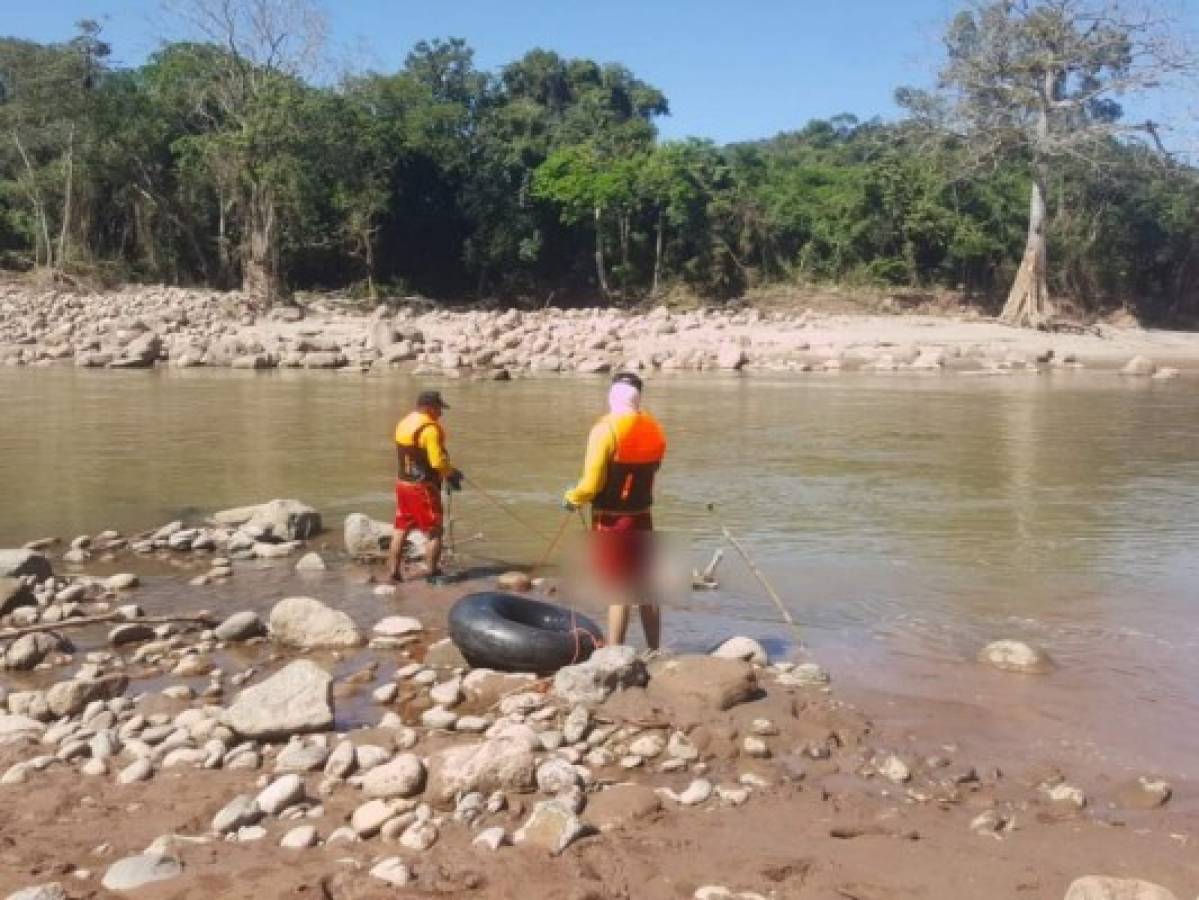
[652,207,664,297]
[1000,165,1053,327]
[56,124,75,271]
[12,132,53,268]
[243,183,282,304]
[593,205,610,298]
[619,209,631,302]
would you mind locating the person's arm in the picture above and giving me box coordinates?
[420,425,455,477]
[564,420,615,507]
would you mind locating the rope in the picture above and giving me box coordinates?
[462,475,554,541]
[529,510,575,575]
[567,606,604,665]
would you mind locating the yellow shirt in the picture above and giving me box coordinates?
[395,411,452,477]
[565,411,665,508]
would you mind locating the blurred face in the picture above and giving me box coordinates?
[419,403,443,420]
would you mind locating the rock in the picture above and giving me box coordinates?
[496,571,533,592]
[1064,877,1178,900]
[430,677,463,707]
[536,758,582,794]
[978,640,1054,674]
[117,758,153,784]
[711,636,768,666]
[0,714,46,744]
[5,884,67,900]
[426,728,539,805]
[280,825,319,848]
[45,675,127,717]
[362,754,426,799]
[0,550,52,581]
[212,795,262,834]
[586,783,662,829]
[0,578,36,615]
[629,733,665,758]
[234,499,321,540]
[716,344,748,370]
[225,660,333,739]
[369,858,412,888]
[101,854,183,892]
[324,740,356,779]
[109,623,155,646]
[256,774,305,815]
[424,638,469,669]
[421,707,459,729]
[373,616,423,637]
[514,799,594,855]
[351,799,394,837]
[776,663,831,687]
[2,633,69,671]
[1045,782,1087,809]
[552,645,648,706]
[472,826,509,851]
[879,755,911,783]
[1152,367,1180,380]
[215,611,265,642]
[1113,776,1172,810]
[106,573,139,591]
[343,513,393,557]
[646,656,758,717]
[275,740,330,772]
[294,552,326,572]
[400,821,438,851]
[1120,356,1157,377]
[667,778,713,806]
[268,597,363,648]
[562,706,591,744]
[252,540,301,559]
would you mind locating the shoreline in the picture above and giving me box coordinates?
[2,504,1197,899]
[3,283,1199,378]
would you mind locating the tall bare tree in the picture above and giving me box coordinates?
[165,0,328,302]
[900,0,1194,326]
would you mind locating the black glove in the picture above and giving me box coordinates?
[446,470,464,492]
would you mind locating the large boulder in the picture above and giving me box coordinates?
[0,714,46,744]
[0,551,52,581]
[45,675,128,718]
[101,854,182,892]
[213,499,321,540]
[225,659,333,740]
[1064,877,1178,900]
[268,597,363,648]
[343,513,394,558]
[645,656,758,720]
[552,646,648,706]
[425,725,539,805]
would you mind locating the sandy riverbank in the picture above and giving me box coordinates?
[2,283,1198,378]
[1,502,1197,900]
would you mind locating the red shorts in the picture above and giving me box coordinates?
[395,480,443,533]
[591,512,653,585]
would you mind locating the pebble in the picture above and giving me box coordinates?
[256,774,305,815]
[667,778,714,806]
[879,755,911,783]
[351,799,394,837]
[472,826,508,851]
[279,825,319,848]
[421,707,458,729]
[563,706,591,744]
[399,821,438,851]
[667,732,699,761]
[236,825,267,842]
[742,736,770,759]
[213,795,262,833]
[117,758,154,784]
[369,857,412,887]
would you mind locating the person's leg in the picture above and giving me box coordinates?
[425,526,444,576]
[608,603,631,645]
[388,520,412,580]
[638,604,661,651]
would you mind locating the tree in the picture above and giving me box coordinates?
[900,0,1194,325]
[164,0,329,302]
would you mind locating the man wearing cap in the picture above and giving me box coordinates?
[388,390,462,582]
[564,372,667,649]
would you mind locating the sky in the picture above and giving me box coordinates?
[5,0,1198,148]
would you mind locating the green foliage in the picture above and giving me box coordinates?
[0,25,1196,318]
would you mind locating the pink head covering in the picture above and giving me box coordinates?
[608,381,641,414]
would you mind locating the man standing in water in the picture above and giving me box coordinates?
[564,372,667,649]
[389,390,462,582]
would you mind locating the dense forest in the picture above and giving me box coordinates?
[2,8,1197,321]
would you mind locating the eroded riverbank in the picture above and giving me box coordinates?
[2,507,1197,900]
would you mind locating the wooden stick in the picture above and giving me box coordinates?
[702,547,724,581]
[706,503,798,631]
[0,612,216,641]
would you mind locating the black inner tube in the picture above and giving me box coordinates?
[448,591,603,674]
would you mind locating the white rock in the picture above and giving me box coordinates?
[255,774,305,816]
[978,640,1053,674]
[880,755,911,783]
[711,636,768,666]
[1064,877,1178,900]
[294,552,327,572]
[268,597,363,648]
[5,884,67,900]
[117,758,154,784]
[667,778,713,806]
[224,660,333,739]
[351,799,394,837]
[373,616,423,637]
[400,821,438,851]
[279,825,319,848]
[472,826,508,851]
[213,795,262,834]
[101,854,183,892]
[369,857,412,888]
[514,799,593,855]
[536,758,581,794]
[361,754,426,799]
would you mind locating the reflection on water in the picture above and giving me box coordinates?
[2,367,1198,772]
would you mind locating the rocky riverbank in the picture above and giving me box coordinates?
[2,283,1199,378]
[1,502,1196,899]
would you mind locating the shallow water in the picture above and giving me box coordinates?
[2,367,1198,776]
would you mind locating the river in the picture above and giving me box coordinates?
[2,367,1198,778]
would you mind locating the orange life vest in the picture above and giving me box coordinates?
[592,412,666,514]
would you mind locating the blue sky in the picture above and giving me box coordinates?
[6,0,1197,147]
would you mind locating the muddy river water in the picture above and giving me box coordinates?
[2,367,1198,780]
